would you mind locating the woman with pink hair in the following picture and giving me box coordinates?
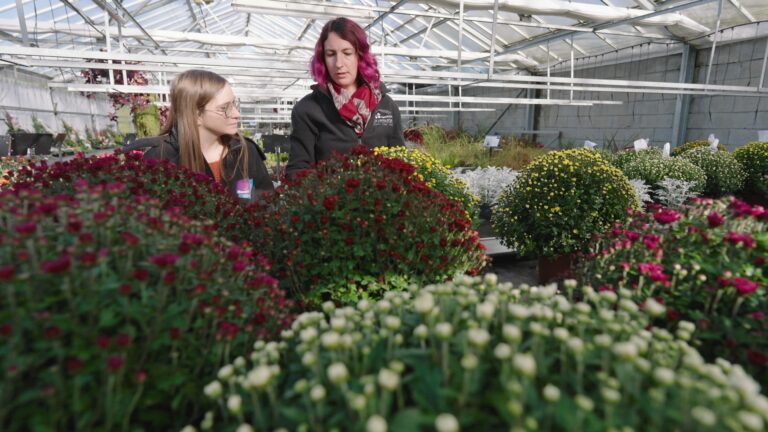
[286,17,404,178]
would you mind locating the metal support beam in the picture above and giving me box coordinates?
[14,0,29,46]
[488,0,500,78]
[525,87,537,142]
[493,0,715,61]
[60,0,106,38]
[672,44,696,147]
[365,0,409,31]
[761,37,768,90]
[704,0,724,85]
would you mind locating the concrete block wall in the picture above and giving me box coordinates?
[417,37,768,150]
[538,54,680,149]
[687,38,768,148]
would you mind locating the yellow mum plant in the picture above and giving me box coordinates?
[493,149,639,257]
[374,146,479,220]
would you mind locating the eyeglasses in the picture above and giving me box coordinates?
[204,101,240,119]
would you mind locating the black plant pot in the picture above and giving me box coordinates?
[478,203,493,221]
[11,133,53,156]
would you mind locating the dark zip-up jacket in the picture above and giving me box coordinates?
[126,131,274,202]
[286,84,405,178]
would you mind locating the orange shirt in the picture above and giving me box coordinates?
[208,160,222,184]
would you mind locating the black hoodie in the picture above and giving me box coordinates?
[126,131,274,202]
[286,84,405,178]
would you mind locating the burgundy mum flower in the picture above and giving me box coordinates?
[0,323,12,337]
[41,256,71,274]
[323,195,338,211]
[120,231,140,246]
[134,370,148,383]
[115,333,132,348]
[168,328,181,340]
[106,355,124,373]
[66,357,83,374]
[732,277,759,295]
[97,335,111,349]
[14,222,37,235]
[747,350,767,367]
[706,211,724,228]
[653,209,679,225]
[148,253,178,268]
[44,326,61,340]
[0,265,14,280]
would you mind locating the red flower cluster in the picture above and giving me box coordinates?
[255,146,486,302]
[579,197,768,383]
[0,180,297,430]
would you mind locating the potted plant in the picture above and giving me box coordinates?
[194,275,767,431]
[493,148,639,283]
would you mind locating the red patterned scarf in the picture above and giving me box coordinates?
[328,82,382,137]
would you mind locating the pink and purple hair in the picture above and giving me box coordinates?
[310,17,381,90]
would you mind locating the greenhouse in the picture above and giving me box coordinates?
[1,0,767,431]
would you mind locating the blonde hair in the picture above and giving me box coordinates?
[161,69,249,180]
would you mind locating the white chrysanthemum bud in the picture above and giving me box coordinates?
[235,425,254,432]
[461,354,478,370]
[594,334,612,348]
[245,366,271,391]
[507,400,523,416]
[476,302,496,321]
[322,301,336,314]
[200,411,214,431]
[378,368,400,391]
[227,395,242,414]
[414,324,429,340]
[435,413,460,432]
[435,322,453,340]
[330,317,347,332]
[364,382,376,396]
[634,357,651,374]
[310,384,326,402]
[575,394,594,412]
[612,342,638,361]
[180,426,197,432]
[467,328,491,348]
[563,279,577,290]
[366,415,388,432]
[502,324,522,343]
[619,299,638,313]
[357,299,371,312]
[678,320,695,333]
[513,353,536,378]
[601,387,621,404]
[738,411,764,432]
[690,406,716,427]
[300,327,318,343]
[351,394,367,411]
[599,290,618,304]
[553,327,569,342]
[574,303,591,316]
[218,365,235,381]
[327,362,349,385]
[484,273,498,286]
[293,379,308,393]
[644,298,665,317]
[321,331,341,349]
[376,300,392,314]
[507,304,530,320]
[494,343,512,360]
[203,381,222,399]
[566,337,584,355]
[414,292,435,315]
[543,384,561,403]
[233,356,246,369]
[302,351,317,368]
[653,367,675,386]
[383,316,401,331]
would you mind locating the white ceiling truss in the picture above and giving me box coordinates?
[1,0,768,113]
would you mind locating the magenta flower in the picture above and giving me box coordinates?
[106,355,124,373]
[41,256,71,274]
[653,209,680,225]
[642,234,660,250]
[706,211,724,228]
[732,277,759,295]
[0,265,14,280]
[14,222,37,235]
[148,253,178,268]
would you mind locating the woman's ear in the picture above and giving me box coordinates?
[196,111,204,127]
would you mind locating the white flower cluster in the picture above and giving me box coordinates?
[453,166,519,207]
[195,275,767,431]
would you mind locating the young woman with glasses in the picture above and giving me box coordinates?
[130,69,273,201]
[285,17,404,178]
